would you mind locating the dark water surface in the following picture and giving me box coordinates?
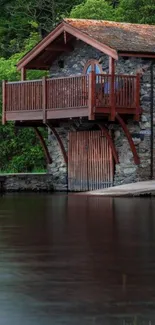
[0,194,155,324]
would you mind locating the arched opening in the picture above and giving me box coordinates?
[83,59,103,75]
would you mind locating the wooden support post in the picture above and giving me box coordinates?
[88,70,95,120]
[116,114,140,165]
[109,57,113,74]
[2,80,6,125]
[34,127,52,164]
[134,73,141,121]
[21,67,26,81]
[42,76,47,124]
[109,57,115,121]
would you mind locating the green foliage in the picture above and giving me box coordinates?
[70,0,115,19]
[0,33,48,173]
[71,0,155,24]
[0,0,84,58]
[0,33,44,81]
[115,0,155,24]
[0,114,47,173]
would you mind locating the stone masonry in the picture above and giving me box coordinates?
[48,39,155,188]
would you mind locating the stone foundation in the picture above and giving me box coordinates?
[0,173,66,192]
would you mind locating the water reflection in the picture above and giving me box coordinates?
[0,194,155,324]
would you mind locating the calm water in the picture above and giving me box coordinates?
[0,194,155,324]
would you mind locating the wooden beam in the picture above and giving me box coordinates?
[45,44,73,52]
[27,66,49,70]
[119,52,155,59]
[27,62,49,69]
[34,127,52,164]
[47,124,68,164]
[21,67,26,81]
[109,57,114,74]
[98,123,119,164]
[64,30,67,44]
[15,121,45,127]
[116,114,140,165]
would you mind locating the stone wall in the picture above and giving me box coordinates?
[48,124,69,190]
[48,39,155,187]
[0,173,66,192]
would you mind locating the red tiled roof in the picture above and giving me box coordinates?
[64,19,155,53]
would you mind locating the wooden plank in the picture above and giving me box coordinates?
[5,108,88,122]
[45,44,73,52]
[21,68,26,81]
[119,52,155,58]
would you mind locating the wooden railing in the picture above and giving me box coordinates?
[46,75,88,110]
[5,80,43,112]
[2,73,140,123]
[95,74,138,108]
[4,75,88,112]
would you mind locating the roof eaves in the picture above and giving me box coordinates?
[17,19,118,71]
[17,21,65,71]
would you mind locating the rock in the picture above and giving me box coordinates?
[141,94,150,102]
[141,115,148,122]
[114,130,121,140]
[140,122,150,130]
[123,167,137,175]
[132,138,141,145]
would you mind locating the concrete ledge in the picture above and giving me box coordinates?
[82,181,155,197]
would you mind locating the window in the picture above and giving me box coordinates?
[83,60,103,75]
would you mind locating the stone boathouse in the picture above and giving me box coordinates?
[2,19,155,191]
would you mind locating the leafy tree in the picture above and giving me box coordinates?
[0,0,84,57]
[106,0,119,9]
[115,0,155,24]
[71,0,155,24]
[70,0,115,19]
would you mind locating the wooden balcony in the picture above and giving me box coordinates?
[2,72,141,125]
